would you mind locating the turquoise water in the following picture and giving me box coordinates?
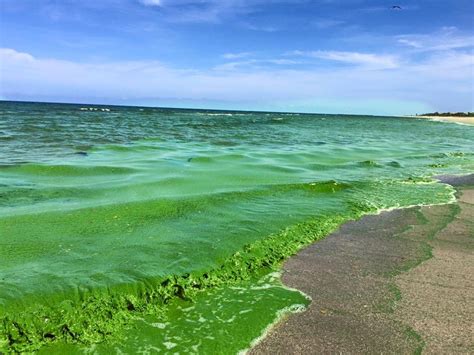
[1,101,473,352]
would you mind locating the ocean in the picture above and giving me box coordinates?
[1,101,473,353]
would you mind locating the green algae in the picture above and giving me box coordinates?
[0,179,457,352]
[380,203,460,280]
[1,102,473,353]
[404,325,425,355]
[1,214,347,353]
[375,282,403,314]
[372,201,464,354]
[40,272,309,354]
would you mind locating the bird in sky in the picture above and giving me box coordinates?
[391,5,402,10]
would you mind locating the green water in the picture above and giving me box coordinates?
[0,101,473,353]
[40,272,310,354]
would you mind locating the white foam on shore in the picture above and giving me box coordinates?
[371,181,457,216]
[407,115,474,127]
[237,302,308,355]
[237,270,312,354]
[425,117,473,127]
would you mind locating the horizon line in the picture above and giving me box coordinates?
[0,99,407,118]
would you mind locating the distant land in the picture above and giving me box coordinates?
[417,112,474,117]
[410,112,474,125]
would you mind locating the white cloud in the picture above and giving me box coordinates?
[214,58,301,71]
[139,0,162,6]
[397,39,423,49]
[242,23,278,32]
[289,50,399,69]
[266,59,300,65]
[0,48,34,62]
[1,47,473,114]
[213,60,256,71]
[222,52,252,59]
[136,0,292,24]
[136,0,242,23]
[397,28,474,52]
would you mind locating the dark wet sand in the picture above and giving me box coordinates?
[251,175,474,354]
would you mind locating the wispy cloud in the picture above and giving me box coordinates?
[2,46,472,114]
[397,39,423,49]
[135,0,292,24]
[241,23,279,32]
[397,27,474,52]
[288,50,399,69]
[0,48,34,62]
[139,0,162,6]
[222,52,253,59]
[135,0,237,23]
[213,60,256,71]
[214,58,300,71]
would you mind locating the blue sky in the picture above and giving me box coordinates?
[1,0,473,115]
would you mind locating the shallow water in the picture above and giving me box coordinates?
[40,272,310,354]
[1,101,473,352]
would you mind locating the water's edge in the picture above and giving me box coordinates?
[1,212,349,352]
[1,178,463,353]
[247,174,474,353]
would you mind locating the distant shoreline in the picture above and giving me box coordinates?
[408,115,474,125]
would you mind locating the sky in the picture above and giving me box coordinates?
[0,0,473,115]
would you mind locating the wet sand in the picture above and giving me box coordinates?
[251,175,474,354]
[411,115,474,125]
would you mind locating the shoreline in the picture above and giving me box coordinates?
[408,115,474,125]
[251,174,474,354]
[1,179,459,352]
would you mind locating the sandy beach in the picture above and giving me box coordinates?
[412,115,474,125]
[252,175,474,354]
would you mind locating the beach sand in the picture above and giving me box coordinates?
[251,175,474,354]
[412,115,474,125]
